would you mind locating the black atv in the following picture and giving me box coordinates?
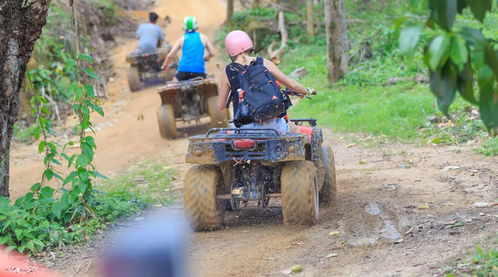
[183,116,337,230]
[125,43,177,92]
[156,76,230,139]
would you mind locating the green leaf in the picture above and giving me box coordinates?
[39,186,54,199]
[89,102,104,116]
[78,53,94,62]
[83,69,100,80]
[460,27,485,45]
[428,34,450,70]
[449,35,468,71]
[91,171,108,179]
[43,169,54,181]
[84,85,95,98]
[61,153,70,161]
[68,154,77,167]
[468,0,492,21]
[78,168,90,184]
[63,171,78,186]
[399,25,423,57]
[38,141,46,153]
[30,183,41,192]
[430,0,457,31]
[478,66,498,133]
[31,239,44,248]
[484,44,498,80]
[457,62,477,104]
[430,62,458,114]
[15,229,23,240]
[52,202,63,219]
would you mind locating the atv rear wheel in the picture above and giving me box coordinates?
[319,146,337,206]
[157,104,178,139]
[127,65,141,92]
[281,161,319,225]
[207,93,229,128]
[183,165,224,231]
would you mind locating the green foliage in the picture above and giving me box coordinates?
[0,185,148,254]
[399,0,498,134]
[273,0,489,146]
[444,243,498,276]
[13,124,40,143]
[100,161,175,205]
[282,45,437,141]
[475,137,498,156]
[27,40,78,103]
[90,0,118,26]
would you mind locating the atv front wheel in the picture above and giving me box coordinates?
[157,104,178,139]
[207,93,229,128]
[183,165,225,231]
[319,146,337,206]
[127,65,141,92]
[281,161,319,225]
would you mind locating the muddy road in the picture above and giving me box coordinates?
[10,0,497,276]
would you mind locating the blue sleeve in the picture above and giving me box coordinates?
[136,24,143,37]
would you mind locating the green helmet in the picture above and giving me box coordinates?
[184,16,198,32]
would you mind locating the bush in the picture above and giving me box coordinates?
[0,184,151,254]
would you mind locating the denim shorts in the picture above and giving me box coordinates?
[239,117,288,133]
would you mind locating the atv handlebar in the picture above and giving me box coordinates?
[284,89,316,99]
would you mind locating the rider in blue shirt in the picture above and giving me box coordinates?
[161,16,216,81]
[136,12,164,52]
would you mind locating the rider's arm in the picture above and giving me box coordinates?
[263,59,308,97]
[202,34,216,61]
[136,25,143,40]
[161,37,183,69]
[218,73,231,110]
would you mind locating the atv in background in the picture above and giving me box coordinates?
[156,76,230,139]
[183,115,337,231]
[125,43,177,92]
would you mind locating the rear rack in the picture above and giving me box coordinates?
[289,118,317,127]
[206,128,280,139]
[158,75,216,91]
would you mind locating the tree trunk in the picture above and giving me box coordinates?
[226,0,234,23]
[0,0,51,198]
[324,0,348,84]
[306,0,314,39]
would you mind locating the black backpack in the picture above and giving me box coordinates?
[229,57,290,127]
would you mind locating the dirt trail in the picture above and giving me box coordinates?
[9,0,225,198]
[188,132,497,276]
[10,0,497,276]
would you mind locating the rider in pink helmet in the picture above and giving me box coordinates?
[218,30,312,133]
[224,30,254,58]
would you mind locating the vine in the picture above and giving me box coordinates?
[0,0,125,254]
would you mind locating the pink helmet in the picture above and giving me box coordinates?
[225,30,254,57]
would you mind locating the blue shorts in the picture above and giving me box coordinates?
[239,118,288,133]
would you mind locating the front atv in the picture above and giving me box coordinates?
[125,43,177,91]
[183,120,337,231]
[156,76,229,139]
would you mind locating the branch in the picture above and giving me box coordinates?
[267,10,287,64]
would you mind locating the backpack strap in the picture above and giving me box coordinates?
[225,63,245,108]
[255,56,264,65]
